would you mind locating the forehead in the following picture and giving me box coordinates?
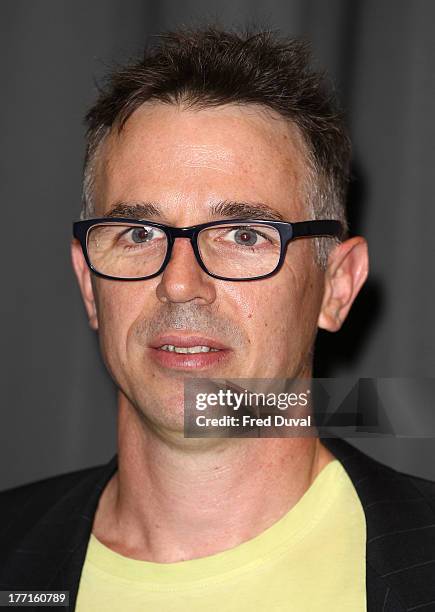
[93,102,309,221]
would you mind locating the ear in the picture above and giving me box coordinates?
[317,236,369,332]
[71,239,99,331]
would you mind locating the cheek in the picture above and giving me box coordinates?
[224,282,297,353]
[282,243,325,320]
[94,281,150,368]
[259,285,296,339]
[240,263,323,366]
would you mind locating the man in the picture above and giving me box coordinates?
[1,27,434,612]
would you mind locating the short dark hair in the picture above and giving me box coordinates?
[82,26,351,267]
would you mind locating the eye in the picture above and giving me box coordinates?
[233,227,259,246]
[205,225,278,249]
[130,227,155,243]
[114,224,166,251]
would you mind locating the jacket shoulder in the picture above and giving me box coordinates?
[345,443,435,509]
[0,464,104,545]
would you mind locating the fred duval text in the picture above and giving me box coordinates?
[195,415,312,428]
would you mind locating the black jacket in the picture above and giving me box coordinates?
[1,438,435,611]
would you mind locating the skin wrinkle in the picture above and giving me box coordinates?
[172,143,236,172]
[72,101,368,563]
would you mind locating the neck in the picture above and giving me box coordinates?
[92,393,334,563]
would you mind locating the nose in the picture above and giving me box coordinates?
[155,237,217,305]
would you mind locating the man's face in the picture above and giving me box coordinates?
[75,103,327,434]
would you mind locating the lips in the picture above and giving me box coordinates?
[149,334,229,351]
[148,333,231,371]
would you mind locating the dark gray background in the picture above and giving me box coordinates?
[1,0,434,490]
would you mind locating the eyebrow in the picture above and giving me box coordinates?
[210,201,285,221]
[106,202,162,219]
[105,200,285,222]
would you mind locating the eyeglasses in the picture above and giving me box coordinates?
[73,217,343,282]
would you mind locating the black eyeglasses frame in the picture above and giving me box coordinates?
[73,217,344,282]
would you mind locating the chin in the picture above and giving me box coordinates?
[136,395,186,430]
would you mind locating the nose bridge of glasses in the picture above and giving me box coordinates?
[166,226,201,262]
[158,225,218,286]
[168,225,197,241]
[165,226,201,270]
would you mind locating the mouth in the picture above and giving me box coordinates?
[149,334,231,371]
[159,345,220,354]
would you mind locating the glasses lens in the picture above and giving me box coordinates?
[87,223,168,279]
[198,223,281,279]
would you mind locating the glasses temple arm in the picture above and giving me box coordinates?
[291,220,344,240]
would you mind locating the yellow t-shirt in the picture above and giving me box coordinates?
[76,460,366,611]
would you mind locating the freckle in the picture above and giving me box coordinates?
[265,322,268,327]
